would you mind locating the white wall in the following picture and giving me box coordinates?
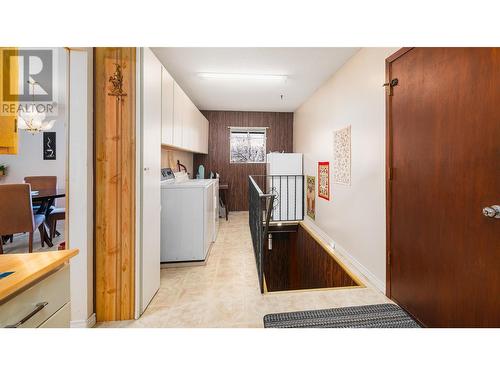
[0,48,67,206]
[293,47,398,291]
[67,48,94,327]
[161,147,194,177]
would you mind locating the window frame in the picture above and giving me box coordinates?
[229,126,267,164]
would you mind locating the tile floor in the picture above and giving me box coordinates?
[97,212,391,328]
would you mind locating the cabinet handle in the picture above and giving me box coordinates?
[5,302,48,328]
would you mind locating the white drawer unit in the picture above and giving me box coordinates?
[39,303,71,328]
[0,265,70,328]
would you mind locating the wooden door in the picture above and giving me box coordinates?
[387,48,500,327]
[140,48,162,312]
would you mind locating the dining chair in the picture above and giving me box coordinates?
[48,207,65,239]
[24,176,57,190]
[24,175,57,214]
[0,184,47,254]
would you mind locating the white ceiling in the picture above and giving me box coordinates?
[151,48,359,112]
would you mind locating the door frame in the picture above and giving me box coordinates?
[385,47,414,298]
[134,47,143,319]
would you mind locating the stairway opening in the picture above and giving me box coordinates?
[263,222,364,293]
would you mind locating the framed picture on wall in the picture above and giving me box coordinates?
[43,132,56,160]
[306,175,316,220]
[318,161,330,200]
[333,125,351,185]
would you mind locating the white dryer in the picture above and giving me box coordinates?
[160,169,218,263]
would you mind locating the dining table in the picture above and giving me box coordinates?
[31,188,65,248]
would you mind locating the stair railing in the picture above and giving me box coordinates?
[248,176,275,293]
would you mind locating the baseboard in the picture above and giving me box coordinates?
[70,313,96,328]
[303,218,386,293]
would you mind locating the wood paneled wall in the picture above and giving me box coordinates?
[264,223,361,292]
[94,48,136,321]
[193,111,293,211]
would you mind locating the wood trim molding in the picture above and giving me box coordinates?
[386,47,413,63]
[94,47,136,321]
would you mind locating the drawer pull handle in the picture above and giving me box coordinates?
[5,302,48,328]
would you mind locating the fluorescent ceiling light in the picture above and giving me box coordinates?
[198,72,287,81]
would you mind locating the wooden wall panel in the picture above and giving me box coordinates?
[193,111,293,211]
[264,231,296,291]
[264,223,361,292]
[94,48,136,321]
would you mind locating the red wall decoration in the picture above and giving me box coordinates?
[318,161,330,200]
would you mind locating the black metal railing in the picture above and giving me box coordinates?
[249,174,304,293]
[249,176,275,293]
[250,175,304,222]
[267,175,304,221]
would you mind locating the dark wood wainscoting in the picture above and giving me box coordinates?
[193,111,293,211]
[264,223,362,292]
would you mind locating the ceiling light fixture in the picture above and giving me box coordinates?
[17,81,55,134]
[197,72,287,82]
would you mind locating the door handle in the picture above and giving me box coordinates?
[482,205,500,219]
[5,302,48,328]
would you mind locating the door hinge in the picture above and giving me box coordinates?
[383,78,399,96]
[388,166,394,181]
[388,251,391,266]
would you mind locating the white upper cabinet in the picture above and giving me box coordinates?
[181,90,194,150]
[193,110,208,154]
[161,66,174,145]
[200,114,209,154]
[161,64,208,154]
[172,81,184,147]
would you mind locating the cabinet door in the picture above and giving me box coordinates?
[181,93,190,149]
[193,110,202,153]
[201,115,209,154]
[0,47,18,154]
[173,82,184,147]
[141,48,161,312]
[161,66,174,145]
[182,95,195,150]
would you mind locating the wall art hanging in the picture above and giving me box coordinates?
[43,131,56,160]
[318,161,330,200]
[333,125,351,185]
[306,175,316,219]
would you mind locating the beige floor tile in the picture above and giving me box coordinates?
[99,211,391,328]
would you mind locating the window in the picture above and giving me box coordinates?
[230,127,267,163]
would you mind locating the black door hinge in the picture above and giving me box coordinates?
[383,78,399,96]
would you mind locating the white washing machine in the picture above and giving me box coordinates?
[160,169,219,263]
